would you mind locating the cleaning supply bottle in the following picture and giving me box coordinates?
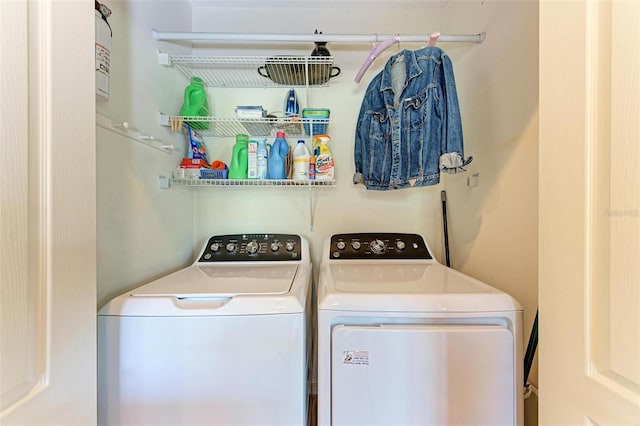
[268,132,289,179]
[313,134,334,181]
[256,138,268,179]
[309,155,316,180]
[228,134,249,179]
[179,76,210,130]
[292,140,310,181]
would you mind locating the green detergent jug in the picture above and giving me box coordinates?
[228,134,249,179]
[179,76,210,130]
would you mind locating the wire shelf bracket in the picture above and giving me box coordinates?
[96,113,174,154]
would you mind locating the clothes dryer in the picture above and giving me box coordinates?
[317,233,523,426]
[98,233,312,426]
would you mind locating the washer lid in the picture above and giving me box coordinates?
[319,263,521,313]
[99,264,308,317]
[131,264,298,298]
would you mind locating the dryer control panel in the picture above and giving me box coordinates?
[329,233,432,260]
[198,234,301,262]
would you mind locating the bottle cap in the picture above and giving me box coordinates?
[276,131,286,138]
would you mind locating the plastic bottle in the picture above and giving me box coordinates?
[313,134,335,181]
[268,132,289,179]
[180,76,210,130]
[309,156,316,181]
[284,89,300,117]
[228,134,249,179]
[256,138,268,179]
[292,140,310,181]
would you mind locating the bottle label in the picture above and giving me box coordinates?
[315,154,334,180]
[292,158,310,180]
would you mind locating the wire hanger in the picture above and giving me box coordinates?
[354,34,400,83]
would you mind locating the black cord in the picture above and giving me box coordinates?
[441,191,451,267]
[524,310,538,384]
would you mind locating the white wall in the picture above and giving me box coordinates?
[96,0,194,307]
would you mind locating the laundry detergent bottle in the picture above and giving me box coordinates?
[228,134,249,179]
[292,140,310,181]
[179,76,210,130]
[268,132,289,179]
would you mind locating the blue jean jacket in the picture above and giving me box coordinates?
[354,47,472,190]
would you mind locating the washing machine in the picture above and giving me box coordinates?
[317,233,523,426]
[98,233,312,426]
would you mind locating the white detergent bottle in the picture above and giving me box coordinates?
[292,140,310,181]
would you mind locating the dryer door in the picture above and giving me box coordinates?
[331,324,515,426]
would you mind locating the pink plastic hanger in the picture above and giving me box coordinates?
[426,32,440,47]
[354,35,400,83]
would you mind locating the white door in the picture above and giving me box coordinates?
[1,1,96,424]
[539,0,640,424]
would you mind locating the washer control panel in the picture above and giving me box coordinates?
[198,234,301,262]
[329,233,432,260]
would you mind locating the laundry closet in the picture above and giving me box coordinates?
[96,0,539,424]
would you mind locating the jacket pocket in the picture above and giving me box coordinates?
[365,108,391,181]
[404,88,431,131]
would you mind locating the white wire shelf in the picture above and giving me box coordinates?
[169,178,336,188]
[159,53,338,88]
[163,114,331,137]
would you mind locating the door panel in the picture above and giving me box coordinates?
[0,0,43,411]
[331,324,516,426]
[0,1,96,424]
[539,0,640,423]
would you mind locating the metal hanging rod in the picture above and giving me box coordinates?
[152,29,486,44]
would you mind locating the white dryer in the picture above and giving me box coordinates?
[98,233,312,426]
[317,233,523,426]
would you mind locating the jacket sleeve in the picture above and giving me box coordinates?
[439,54,472,173]
[353,92,368,183]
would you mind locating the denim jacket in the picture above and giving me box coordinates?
[354,47,472,190]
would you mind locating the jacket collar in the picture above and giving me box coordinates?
[379,49,422,94]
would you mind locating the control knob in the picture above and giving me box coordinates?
[246,240,259,255]
[210,242,221,253]
[285,241,295,252]
[270,242,280,252]
[351,241,361,250]
[370,239,386,255]
[226,242,237,253]
[395,240,406,250]
[336,241,346,250]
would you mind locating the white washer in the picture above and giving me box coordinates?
[98,233,312,426]
[317,233,523,426]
